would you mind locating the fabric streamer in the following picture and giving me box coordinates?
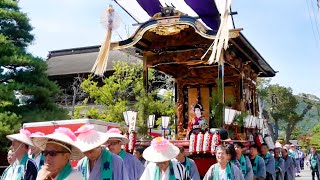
[201,0,232,65]
[239,154,247,176]
[91,5,115,76]
[252,156,259,176]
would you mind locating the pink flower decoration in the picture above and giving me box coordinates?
[55,127,77,141]
[151,137,170,152]
[107,128,122,134]
[20,129,31,137]
[31,132,45,137]
[74,124,94,134]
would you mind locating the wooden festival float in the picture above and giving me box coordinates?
[92,0,277,176]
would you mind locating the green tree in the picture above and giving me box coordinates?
[0,0,68,149]
[79,61,175,135]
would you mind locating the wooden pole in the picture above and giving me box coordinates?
[143,56,148,92]
[218,51,225,128]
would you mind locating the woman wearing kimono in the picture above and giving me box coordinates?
[106,128,145,180]
[204,145,244,180]
[274,148,285,180]
[140,137,189,180]
[234,142,254,180]
[75,125,129,180]
[249,144,266,180]
[281,147,295,180]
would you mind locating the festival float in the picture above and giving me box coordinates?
[91,0,277,177]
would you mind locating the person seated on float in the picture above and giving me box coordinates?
[75,125,129,180]
[189,104,208,131]
[234,142,254,180]
[140,137,189,180]
[175,145,200,180]
[32,127,83,180]
[204,145,244,180]
[249,144,266,180]
[260,143,276,180]
[106,128,144,180]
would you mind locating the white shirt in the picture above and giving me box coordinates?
[140,160,188,180]
[219,168,227,180]
[53,170,83,180]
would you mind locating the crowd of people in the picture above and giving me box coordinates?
[1,126,319,180]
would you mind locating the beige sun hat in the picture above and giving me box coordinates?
[7,129,34,147]
[32,127,83,160]
[106,128,129,144]
[75,124,109,152]
[143,137,179,163]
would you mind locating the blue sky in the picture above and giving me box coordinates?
[19,0,320,97]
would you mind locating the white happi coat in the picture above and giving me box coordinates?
[140,160,189,180]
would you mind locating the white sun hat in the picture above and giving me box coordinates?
[32,127,83,160]
[275,142,282,148]
[75,124,109,152]
[106,128,129,144]
[143,137,179,163]
[7,129,34,147]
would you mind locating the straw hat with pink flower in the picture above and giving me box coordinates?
[75,124,109,152]
[32,127,83,160]
[7,129,34,147]
[143,137,179,162]
[106,128,129,144]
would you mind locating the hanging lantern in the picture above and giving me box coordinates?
[189,133,197,154]
[196,132,203,154]
[224,108,237,125]
[211,132,221,154]
[202,131,212,153]
[264,134,275,150]
[148,115,155,128]
[123,111,137,132]
[128,131,136,153]
[124,132,129,151]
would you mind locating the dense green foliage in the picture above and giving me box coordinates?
[0,0,68,152]
[76,61,176,135]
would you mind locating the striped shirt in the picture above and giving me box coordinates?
[139,160,189,180]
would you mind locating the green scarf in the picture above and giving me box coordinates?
[275,158,280,169]
[262,153,270,164]
[185,157,191,174]
[32,153,45,169]
[16,153,29,180]
[239,155,247,176]
[311,154,318,169]
[252,156,259,176]
[118,149,126,160]
[56,162,72,180]
[81,148,113,180]
[213,163,233,180]
[154,161,175,180]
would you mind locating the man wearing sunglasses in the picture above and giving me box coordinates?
[75,125,129,180]
[106,128,145,180]
[6,129,38,180]
[32,127,83,180]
